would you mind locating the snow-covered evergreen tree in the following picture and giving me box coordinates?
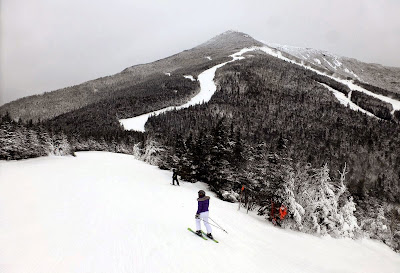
[280,171,305,230]
[273,163,360,238]
[361,205,394,247]
[52,132,72,156]
[339,196,360,238]
[141,139,164,165]
[335,165,360,238]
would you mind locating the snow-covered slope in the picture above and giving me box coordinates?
[267,43,400,95]
[254,46,400,114]
[1,152,399,273]
[318,83,376,117]
[267,43,360,78]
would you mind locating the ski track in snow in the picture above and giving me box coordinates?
[1,152,400,273]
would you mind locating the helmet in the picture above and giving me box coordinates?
[198,190,205,198]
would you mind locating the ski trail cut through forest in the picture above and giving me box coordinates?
[256,46,400,114]
[318,83,377,118]
[119,49,251,132]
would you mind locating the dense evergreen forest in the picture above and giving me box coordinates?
[350,90,393,120]
[0,113,73,160]
[45,73,199,138]
[146,54,400,202]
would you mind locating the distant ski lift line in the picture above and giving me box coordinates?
[119,46,400,132]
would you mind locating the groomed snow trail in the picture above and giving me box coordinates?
[119,49,249,132]
[318,83,377,118]
[1,152,400,273]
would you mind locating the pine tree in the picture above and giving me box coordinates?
[209,118,231,191]
[193,130,211,182]
[280,171,305,230]
[173,134,190,179]
[232,129,245,168]
[141,138,164,165]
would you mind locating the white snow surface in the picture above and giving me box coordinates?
[314,58,322,65]
[267,43,361,80]
[120,49,250,132]
[319,83,377,118]
[183,75,196,81]
[323,57,337,70]
[1,152,400,273]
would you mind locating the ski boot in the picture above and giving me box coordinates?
[195,230,202,236]
[206,233,214,239]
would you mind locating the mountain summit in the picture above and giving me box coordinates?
[197,30,263,50]
[0,30,399,123]
[0,31,262,122]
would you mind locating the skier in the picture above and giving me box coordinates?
[270,201,287,226]
[279,204,287,220]
[172,169,179,186]
[195,190,213,239]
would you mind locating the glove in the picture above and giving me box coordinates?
[195,214,200,219]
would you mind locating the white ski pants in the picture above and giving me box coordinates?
[196,211,212,233]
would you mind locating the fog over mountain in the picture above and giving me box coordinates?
[1,0,400,105]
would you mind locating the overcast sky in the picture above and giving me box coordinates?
[1,0,400,105]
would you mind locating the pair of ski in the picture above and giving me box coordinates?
[187,228,219,243]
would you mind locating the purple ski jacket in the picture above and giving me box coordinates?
[196,196,210,214]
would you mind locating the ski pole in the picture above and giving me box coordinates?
[209,217,227,233]
[204,217,228,233]
[200,219,228,233]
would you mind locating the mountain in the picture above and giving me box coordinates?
[0,31,262,122]
[1,151,399,272]
[1,31,399,122]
